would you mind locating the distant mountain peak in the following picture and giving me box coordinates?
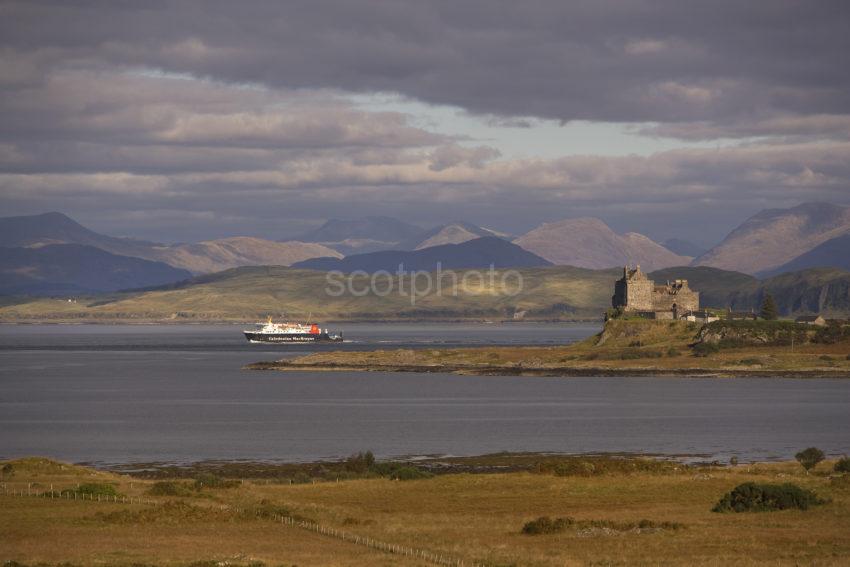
[513,217,690,271]
[293,236,551,272]
[410,222,507,250]
[694,202,850,274]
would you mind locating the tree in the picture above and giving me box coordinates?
[795,447,825,474]
[760,293,778,320]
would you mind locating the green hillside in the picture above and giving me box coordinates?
[1,265,847,322]
[0,266,620,322]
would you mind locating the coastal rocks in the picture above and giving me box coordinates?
[696,321,816,347]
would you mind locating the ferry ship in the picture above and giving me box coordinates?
[243,317,343,343]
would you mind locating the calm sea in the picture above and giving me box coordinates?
[1,323,848,464]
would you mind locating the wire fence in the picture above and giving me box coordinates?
[1,483,155,505]
[1,484,485,567]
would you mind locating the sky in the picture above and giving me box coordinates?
[1,1,849,247]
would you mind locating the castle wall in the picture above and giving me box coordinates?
[612,268,699,315]
[651,283,699,313]
[626,278,654,311]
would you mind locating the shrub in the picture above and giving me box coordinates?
[521,516,682,535]
[692,342,720,357]
[819,355,834,361]
[148,481,194,497]
[795,447,825,473]
[344,451,375,473]
[539,456,678,477]
[193,473,238,490]
[388,465,432,481]
[730,456,739,466]
[666,347,681,357]
[619,350,663,360]
[370,462,432,480]
[522,516,574,534]
[739,358,763,365]
[291,471,312,484]
[554,461,596,477]
[813,322,850,344]
[65,483,122,497]
[834,457,850,473]
[712,482,824,512]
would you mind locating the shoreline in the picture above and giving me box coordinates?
[14,451,810,477]
[245,359,850,378]
[245,319,850,378]
[0,318,603,326]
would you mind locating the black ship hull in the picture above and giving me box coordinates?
[244,331,342,343]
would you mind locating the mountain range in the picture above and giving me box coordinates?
[296,216,424,255]
[0,244,191,295]
[0,212,340,277]
[758,234,850,277]
[293,237,550,272]
[514,217,693,271]
[694,202,850,275]
[1,202,848,297]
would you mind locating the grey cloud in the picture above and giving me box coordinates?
[1,1,848,130]
[1,1,849,246]
[428,144,501,171]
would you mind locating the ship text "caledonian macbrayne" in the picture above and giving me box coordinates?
[243,317,343,343]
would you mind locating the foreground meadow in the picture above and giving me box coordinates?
[2,455,849,566]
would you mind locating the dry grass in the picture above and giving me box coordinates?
[2,456,850,566]
[0,266,618,322]
[269,320,850,376]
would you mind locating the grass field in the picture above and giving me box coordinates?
[2,455,849,566]
[0,266,619,322]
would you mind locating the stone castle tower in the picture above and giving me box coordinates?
[612,265,699,318]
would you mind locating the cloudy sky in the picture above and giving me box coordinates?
[1,1,849,245]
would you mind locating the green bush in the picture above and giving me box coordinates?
[554,461,596,477]
[712,482,824,512]
[539,456,678,477]
[522,516,574,534]
[620,349,663,360]
[795,447,825,473]
[819,355,834,361]
[344,451,376,473]
[61,482,122,498]
[193,473,238,490]
[813,322,850,344]
[834,457,850,473]
[692,342,720,357]
[521,516,682,535]
[666,347,681,357]
[370,462,433,480]
[388,465,433,481]
[148,481,194,497]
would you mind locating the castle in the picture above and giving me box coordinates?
[611,265,699,319]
